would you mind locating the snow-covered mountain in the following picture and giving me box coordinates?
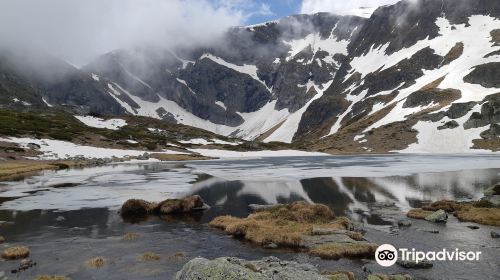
[1,0,499,153]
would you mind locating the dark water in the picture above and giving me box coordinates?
[0,155,499,279]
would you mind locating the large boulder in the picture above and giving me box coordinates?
[120,195,209,218]
[120,199,156,216]
[175,256,329,280]
[424,210,448,223]
[157,195,207,214]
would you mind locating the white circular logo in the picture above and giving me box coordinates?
[375,244,398,267]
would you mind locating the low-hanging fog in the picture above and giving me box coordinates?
[0,0,413,68]
[0,0,250,66]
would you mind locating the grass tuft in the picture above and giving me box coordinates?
[209,202,354,248]
[36,276,70,280]
[406,209,434,219]
[86,256,106,268]
[122,232,140,241]
[139,252,161,261]
[455,208,500,226]
[310,242,378,260]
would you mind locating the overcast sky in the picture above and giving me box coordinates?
[0,0,401,66]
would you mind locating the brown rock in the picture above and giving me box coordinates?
[121,199,156,216]
[2,246,30,260]
[157,195,205,214]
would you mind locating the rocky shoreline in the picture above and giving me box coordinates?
[115,183,500,279]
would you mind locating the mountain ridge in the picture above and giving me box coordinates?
[0,0,499,153]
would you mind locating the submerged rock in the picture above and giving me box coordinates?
[397,260,433,269]
[398,220,412,227]
[491,231,500,238]
[424,210,448,223]
[175,256,329,280]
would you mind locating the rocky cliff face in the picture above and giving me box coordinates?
[1,0,499,153]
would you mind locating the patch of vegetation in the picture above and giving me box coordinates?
[406,209,434,219]
[455,208,500,226]
[167,252,187,260]
[86,256,106,268]
[310,242,378,260]
[473,200,495,208]
[36,276,71,280]
[0,108,247,153]
[422,200,467,212]
[408,199,500,226]
[0,161,85,180]
[139,252,161,261]
[322,271,355,280]
[122,232,140,241]
[210,202,341,247]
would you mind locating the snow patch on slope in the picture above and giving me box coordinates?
[0,137,187,160]
[284,32,349,62]
[200,54,271,91]
[399,104,493,153]
[234,101,289,140]
[75,115,127,130]
[358,15,500,134]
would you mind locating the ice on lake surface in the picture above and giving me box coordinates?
[0,155,499,280]
[1,154,499,213]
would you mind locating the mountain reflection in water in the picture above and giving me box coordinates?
[187,169,499,225]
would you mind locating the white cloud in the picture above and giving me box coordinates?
[0,0,259,66]
[301,0,400,14]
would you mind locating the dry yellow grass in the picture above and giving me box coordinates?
[170,252,186,259]
[455,208,500,226]
[310,242,378,260]
[322,271,356,280]
[139,252,161,261]
[0,160,88,180]
[408,198,500,226]
[209,202,344,248]
[122,232,140,241]
[86,256,106,268]
[346,231,365,241]
[407,209,434,219]
[1,246,30,260]
[36,276,70,280]
[422,200,468,212]
[0,162,57,178]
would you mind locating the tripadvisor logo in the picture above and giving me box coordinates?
[375,244,482,267]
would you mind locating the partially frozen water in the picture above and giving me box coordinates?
[0,155,499,279]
